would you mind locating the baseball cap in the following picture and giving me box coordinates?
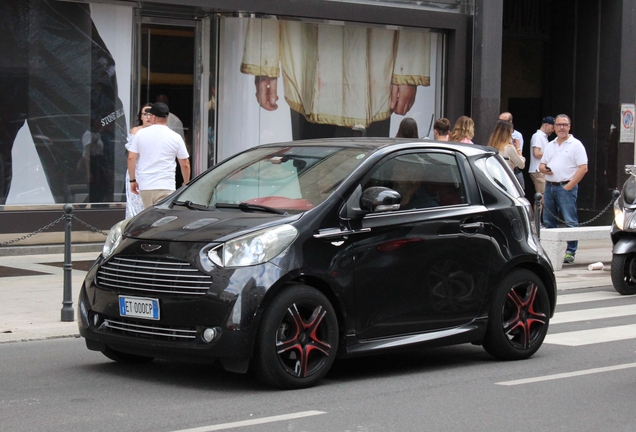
[148,102,169,118]
[542,116,555,125]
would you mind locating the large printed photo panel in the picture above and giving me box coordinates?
[217,17,442,161]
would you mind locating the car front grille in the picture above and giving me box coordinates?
[96,256,212,296]
[102,317,197,342]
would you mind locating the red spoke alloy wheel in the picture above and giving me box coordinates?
[483,269,550,360]
[253,284,338,389]
[276,303,333,377]
[502,283,547,350]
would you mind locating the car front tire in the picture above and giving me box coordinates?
[483,269,550,360]
[253,285,339,389]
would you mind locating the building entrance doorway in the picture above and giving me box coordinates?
[139,21,195,185]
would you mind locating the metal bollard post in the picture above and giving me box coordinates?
[534,192,543,240]
[61,204,74,322]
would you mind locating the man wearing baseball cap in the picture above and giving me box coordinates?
[529,116,555,200]
[127,102,190,208]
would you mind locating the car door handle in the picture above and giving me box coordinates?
[460,222,484,231]
[313,227,371,239]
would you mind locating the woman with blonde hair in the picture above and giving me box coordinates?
[449,116,474,143]
[488,120,525,179]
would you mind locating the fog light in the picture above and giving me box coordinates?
[92,313,100,327]
[202,327,218,343]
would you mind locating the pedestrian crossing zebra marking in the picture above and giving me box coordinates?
[550,304,636,324]
[557,290,621,305]
[544,324,636,346]
[544,290,636,346]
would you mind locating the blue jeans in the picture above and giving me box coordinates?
[543,182,579,254]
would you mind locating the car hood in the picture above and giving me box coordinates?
[124,206,303,243]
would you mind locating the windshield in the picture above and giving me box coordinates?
[176,146,372,212]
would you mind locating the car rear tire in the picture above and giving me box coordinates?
[253,285,338,389]
[483,269,550,360]
[611,253,636,295]
[102,346,154,364]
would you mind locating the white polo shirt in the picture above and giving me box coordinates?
[541,134,587,183]
[129,124,189,191]
[529,129,549,173]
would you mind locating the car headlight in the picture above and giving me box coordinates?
[207,224,298,268]
[614,199,624,230]
[102,219,130,259]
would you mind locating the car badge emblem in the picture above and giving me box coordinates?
[141,244,161,252]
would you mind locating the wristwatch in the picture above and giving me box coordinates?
[129,179,136,183]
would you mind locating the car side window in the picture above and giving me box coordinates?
[364,151,467,210]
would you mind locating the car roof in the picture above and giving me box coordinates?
[255,137,495,158]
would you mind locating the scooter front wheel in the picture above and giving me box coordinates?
[611,253,636,295]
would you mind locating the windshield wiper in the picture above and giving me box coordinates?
[214,202,288,215]
[173,200,210,210]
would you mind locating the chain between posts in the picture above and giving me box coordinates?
[0,211,107,247]
[0,205,110,322]
[534,191,618,233]
[0,215,67,246]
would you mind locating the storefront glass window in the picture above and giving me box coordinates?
[0,0,132,206]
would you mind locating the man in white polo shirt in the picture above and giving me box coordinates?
[127,102,191,208]
[539,114,588,264]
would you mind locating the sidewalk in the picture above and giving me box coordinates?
[0,238,615,344]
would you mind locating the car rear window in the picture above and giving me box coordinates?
[475,155,524,198]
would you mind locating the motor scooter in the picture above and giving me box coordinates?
[611,165,636,295]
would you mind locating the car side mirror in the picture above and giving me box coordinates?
[360,187,401,212]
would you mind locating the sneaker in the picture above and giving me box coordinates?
[563,253,575,264]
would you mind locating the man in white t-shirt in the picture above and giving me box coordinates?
[539,114,588,264]
[128,102,191,208]
[529,116,555,196]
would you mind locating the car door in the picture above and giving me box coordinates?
[349,149,495,340]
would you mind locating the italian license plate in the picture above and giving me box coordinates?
[119,296,160,320]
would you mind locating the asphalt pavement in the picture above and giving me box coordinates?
[0,238,614,344]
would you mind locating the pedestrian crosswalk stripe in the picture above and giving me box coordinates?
[496,362,636,385]
[544,324,636,346]
[550,304,636,324]
[557,291,621,305]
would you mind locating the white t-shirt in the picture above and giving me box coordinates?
[529,129,549,173]
[541,134,588,183]
[129,124,189,191]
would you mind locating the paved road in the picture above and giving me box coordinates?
[1,285,635,432]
